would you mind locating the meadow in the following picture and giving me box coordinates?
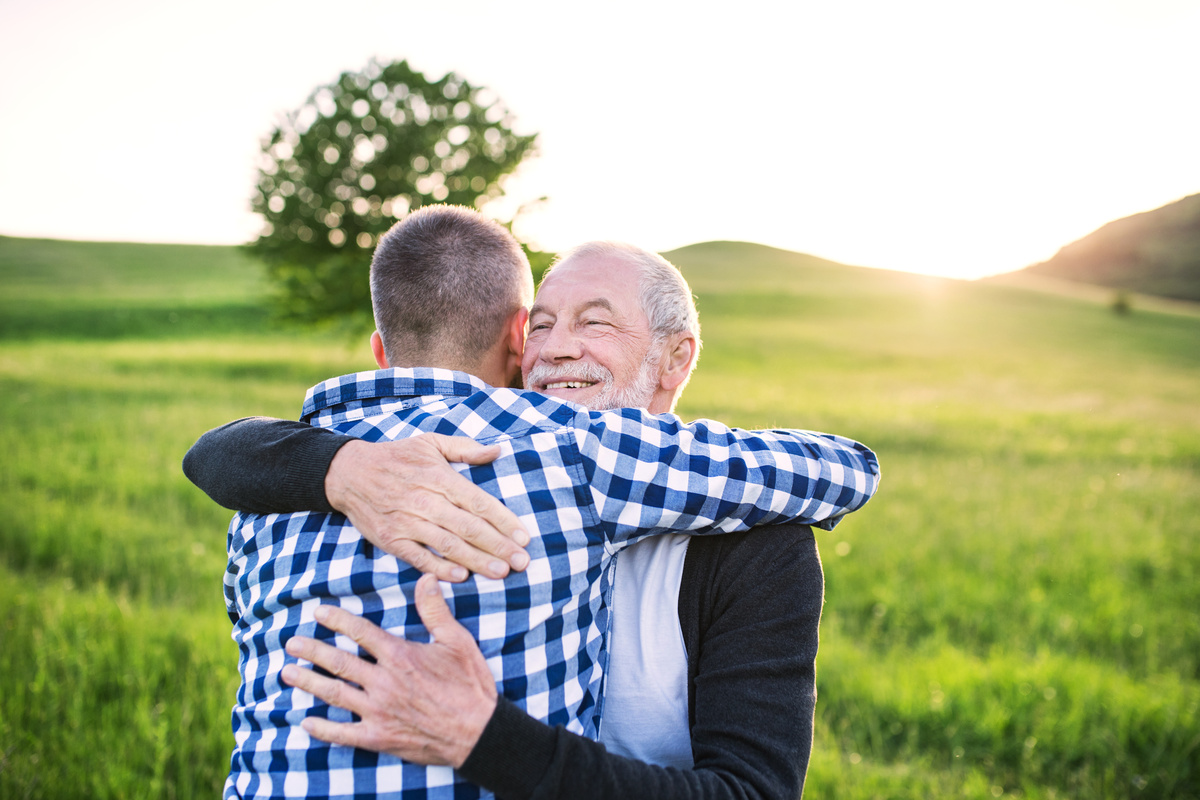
[1,235,1197,799]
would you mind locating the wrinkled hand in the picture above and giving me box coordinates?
[325,434,529,581]
[282,574,498,768]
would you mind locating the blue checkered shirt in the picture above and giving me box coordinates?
[223,368,880,799]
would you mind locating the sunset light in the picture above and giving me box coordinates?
[5,2,1199,796]
[1,0,1197,280]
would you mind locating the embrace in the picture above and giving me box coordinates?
[185,205,880,799]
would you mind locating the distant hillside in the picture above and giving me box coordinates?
[0,235,263,299]
[0,236,268,340]
[1018,193,1200,301]
[663,240,945,298]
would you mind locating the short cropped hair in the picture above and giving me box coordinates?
[549,241,702,346]
[370,205,533,366]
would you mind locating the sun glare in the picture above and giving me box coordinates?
[0,0,1196,282]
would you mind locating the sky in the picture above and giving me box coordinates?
[1,0,1197,279]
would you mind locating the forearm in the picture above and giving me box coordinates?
[682,525,824,800]
[579,410,880,541]
[186,418,528,580]
[460,529,820,800]
[182,416,352,513]
[460,698,769,800]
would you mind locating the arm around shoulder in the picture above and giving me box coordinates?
[182,416,350,513]
[574,408,880,540]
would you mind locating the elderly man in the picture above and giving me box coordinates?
[186,205,879,799]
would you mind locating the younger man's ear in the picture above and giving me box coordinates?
[508,307,530,357]
[504,307,529,388]
[371,331,390,369]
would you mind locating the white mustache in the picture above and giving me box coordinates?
[527,363,613,388]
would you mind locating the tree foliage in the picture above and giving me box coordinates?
[250,59,538,329]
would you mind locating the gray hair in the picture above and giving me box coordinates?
[548,241,701,347]
[370,205,533,366]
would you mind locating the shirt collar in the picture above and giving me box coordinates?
[301,367,493,419]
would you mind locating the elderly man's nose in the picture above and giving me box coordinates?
[541,323,583,360]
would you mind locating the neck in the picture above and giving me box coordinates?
[646,388,679,415]
[378,343,500,386]
[374,323,520,390]
[471,340,516,387]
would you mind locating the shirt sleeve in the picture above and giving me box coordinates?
[572,408,880,545]
[181,417,352,514]
[458,524,822,800]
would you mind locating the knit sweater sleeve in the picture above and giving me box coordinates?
[458,523,823,800]
[182,417,352,514]
[681,524,822,799]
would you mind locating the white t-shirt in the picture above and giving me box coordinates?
[597,534,694,768]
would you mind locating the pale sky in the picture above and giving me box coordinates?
[1,0,1197,279]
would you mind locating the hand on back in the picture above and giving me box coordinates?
[325,434,530,582]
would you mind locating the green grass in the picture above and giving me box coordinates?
[2,236,1197,798]
[0,236,273,340]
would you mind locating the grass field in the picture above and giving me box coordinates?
[1,235,1197,798]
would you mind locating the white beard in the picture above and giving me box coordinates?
[527,349,661,411]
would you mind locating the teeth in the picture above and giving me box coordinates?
[545,381,596,390]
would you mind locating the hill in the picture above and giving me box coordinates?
[2,234,1198,799]
[0,235,269,339]
[664,240,934,296]
[1014,193,1200,301]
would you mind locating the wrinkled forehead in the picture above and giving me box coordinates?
[532,255,645,321]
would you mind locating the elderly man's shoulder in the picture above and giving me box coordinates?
[683,524,824,617]
[460,386,682,431]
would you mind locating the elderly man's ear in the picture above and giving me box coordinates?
[659,334,698,392]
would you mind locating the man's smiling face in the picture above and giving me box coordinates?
[521,255,662,411]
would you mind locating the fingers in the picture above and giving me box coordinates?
[421,435,530,548]
[380,517,520,580]
[413,574,472,649]
[286,588,495,768]
[307,605,399,661]
[284,634,372,684]
[429,493,532,561]
[413,473,530,574]
[299,715,371,750]
[412,575,499,705]
[281,659,370,719]
[425,433,503,466]
[384,538,472,583]
[325,434,531,579]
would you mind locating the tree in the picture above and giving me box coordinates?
[249,59,539,330]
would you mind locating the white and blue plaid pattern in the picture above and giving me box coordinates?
[224,368,879,799]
